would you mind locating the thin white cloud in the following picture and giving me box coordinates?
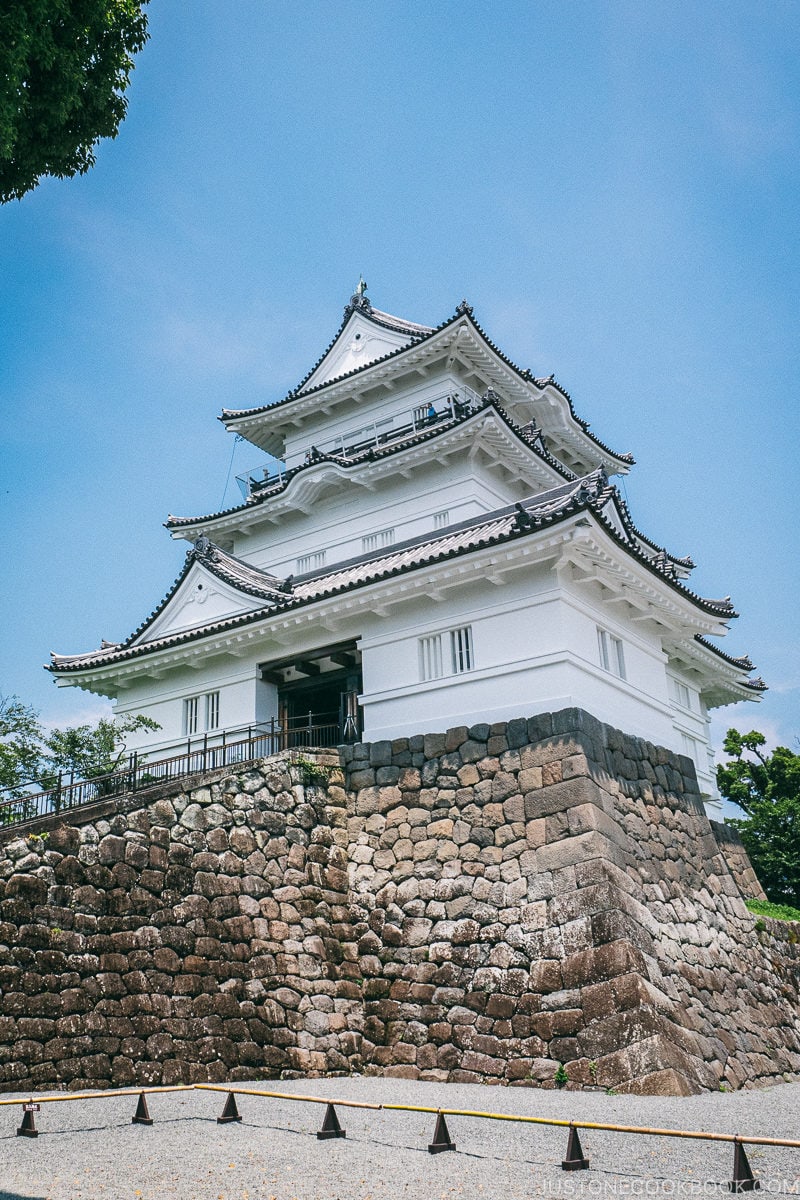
[40,699,114,735]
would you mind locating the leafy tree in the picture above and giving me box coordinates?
[0,693,158,804]
[718,729,800,908]
[42,711,157,785]
[0,0,149,202]
[0,694,44,795]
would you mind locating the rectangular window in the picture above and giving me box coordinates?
[450,625,473,673]
[669,677,693,710]
[419,626,474,681]
[362,528,395,553]
[183,696,199,735]
[597,628,626,679]
[185,692,220,734]
[433,510,450,530]
[681,732,700,768]
[296,550,326,574]
[419,634,444,681]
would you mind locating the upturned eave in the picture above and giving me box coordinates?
[166,397,576,540]
[220,304,634,475]
[51,473,745,692]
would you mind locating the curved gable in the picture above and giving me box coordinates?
[133,560,266,645]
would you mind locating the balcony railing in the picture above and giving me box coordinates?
[0,718,345,833]
[235,387,482,500]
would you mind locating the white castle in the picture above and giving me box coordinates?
[50,285,764,814]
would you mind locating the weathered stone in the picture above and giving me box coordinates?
[0,713,795,1096]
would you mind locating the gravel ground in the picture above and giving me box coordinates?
[2,1076,800,1200]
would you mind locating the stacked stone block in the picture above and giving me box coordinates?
[1,708,799,1095]
[0,755,356,1090]
[340,709,800,1094]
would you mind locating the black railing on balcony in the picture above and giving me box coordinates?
[0,717,344,832]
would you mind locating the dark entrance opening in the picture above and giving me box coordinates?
[260,641,362,748]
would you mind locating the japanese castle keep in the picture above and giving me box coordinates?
[49,286,763,814]
[6,286,796,1098]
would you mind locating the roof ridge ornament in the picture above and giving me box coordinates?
[345,275,372,316]
[455,299,473,317]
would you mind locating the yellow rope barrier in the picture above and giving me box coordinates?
[1,1083,797,1151]
[381,1103,800,1149]
[195,1083,381,1110]
[0,1084,194,1107]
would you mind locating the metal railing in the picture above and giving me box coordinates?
[235,387,482,500]
[0,717,344,831]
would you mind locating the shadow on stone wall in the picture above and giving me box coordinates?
[0,708,798,1095]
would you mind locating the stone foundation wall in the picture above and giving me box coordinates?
[1,708,798,1095]
[709,820,768,903]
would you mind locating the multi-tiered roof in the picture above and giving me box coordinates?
[49,290,764,709]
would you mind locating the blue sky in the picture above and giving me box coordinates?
[1,0,798,761]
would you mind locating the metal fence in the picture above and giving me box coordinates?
[0,718,342,831]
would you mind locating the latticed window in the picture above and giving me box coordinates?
[297,550,326,573]
[450,626,473,673]
[597,628,626,679]
[184,691,220,734]
[419,625,474,681]
[681,732,701,768]
[183,696,200,735]
[362,528,395,553]
[419,634,444,681]
[669,677,692,710]
[432,510,450,530]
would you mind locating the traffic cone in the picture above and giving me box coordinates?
[317,1102,346,1140]
[17,1107,39,1138]
[561,1124,590,1171]
[217,1091,242,1124]
[729,1138,760,1192]
[132,1092,153,1126]
[428,1111,456,1154]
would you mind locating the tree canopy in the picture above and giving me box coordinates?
[0,693,157,803]
[0,0,149,202]
[717,729,800,909]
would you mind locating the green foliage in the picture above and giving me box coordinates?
[42,712,158,786]
[0,0,149,202]
[0,693,158,805]
[0,695,43,795]
[292,754,334,785]
[553,1062,569,1088]
[718,729,800,908]
[745,897,800,923]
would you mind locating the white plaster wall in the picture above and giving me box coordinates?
[113,658,269,758]
[358,575,676,750]
[282,371,471,467]
[233,460,515,577]
[109,563,721,814]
